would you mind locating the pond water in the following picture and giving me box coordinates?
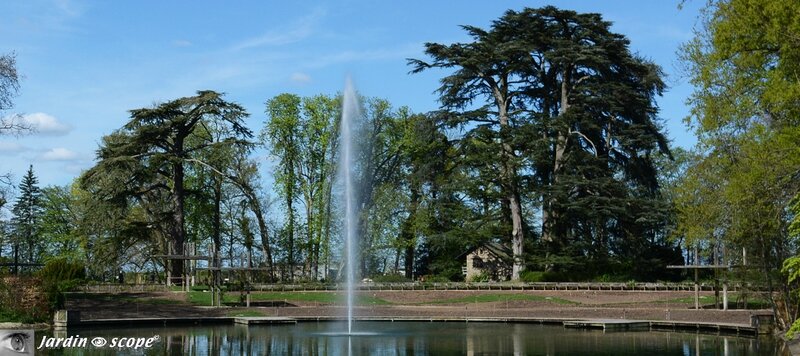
[32,321,779,355]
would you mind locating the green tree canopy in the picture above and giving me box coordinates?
[411,6,671,279]
[82,90,251,285]
[679,0,800,330]
[10,165,43,273]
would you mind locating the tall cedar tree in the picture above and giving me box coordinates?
[411,6,670,278]
[409,22,533,280]
[501,7,670,270]
[82,91,251,285]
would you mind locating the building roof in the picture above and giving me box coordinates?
[460,241,513,261]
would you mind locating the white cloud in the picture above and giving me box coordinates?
[231,8,325,51]
[233,27,312,50]
[290,72,312,84]
[304,43,422,69]
[21,112,72,135]
[40,147,79,161]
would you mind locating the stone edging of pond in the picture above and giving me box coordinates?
[58,315,763,337]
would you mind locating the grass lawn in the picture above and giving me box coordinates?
[659,294,771,308]
[227,310,267,317]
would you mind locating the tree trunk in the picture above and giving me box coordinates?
[508,189,524,280]
[233,177,274,280]
[252,208,273,278]
[322,176,334,280]
[212,179,222,293]
[305,191,316,280]
[492,76,525,281]
[286,186,295,282]
[171,157,186,286]
[401,180,420,279]
[313,237,320,280]
[542,67,572,248]
[312,189,325,281]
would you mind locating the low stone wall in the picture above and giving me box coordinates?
[76,284,169,293]
[246,282,743,292]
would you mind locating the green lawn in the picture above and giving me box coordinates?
[186,291,243,305]
[659,294,771,308]
[659,295,716,304]
[227,310,267,317]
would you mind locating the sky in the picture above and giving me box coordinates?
[0,0,704,189]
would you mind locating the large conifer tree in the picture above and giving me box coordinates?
[11,165,44,273]
[82,90,251,285]
[411,6,671,278]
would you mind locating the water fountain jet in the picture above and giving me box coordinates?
[340,76,359,335]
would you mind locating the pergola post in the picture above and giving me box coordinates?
[667,246,751,312]
[151,253,212,290]
[723,280,728,311]
[694,246,700,310]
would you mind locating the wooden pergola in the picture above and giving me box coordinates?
[666,264,737,310]
[194,267,273,307]
[667,247,750,310]
[151,254,212,292]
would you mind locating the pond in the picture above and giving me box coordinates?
[32,321,779,355]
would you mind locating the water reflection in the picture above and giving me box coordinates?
[42,322,778,355]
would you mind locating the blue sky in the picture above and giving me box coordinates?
[0,0,703,188]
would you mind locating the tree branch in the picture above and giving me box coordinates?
[569,129,598,156]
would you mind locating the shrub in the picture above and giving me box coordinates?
[787,321,800,340]
[37,258,86,284]
[421,275,451,283]
[37,258,86,311]
[468,272,490,283]
[520,270,568,282]
[594,273,632,283]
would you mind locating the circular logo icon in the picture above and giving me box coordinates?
[91,337,107,347]
[9,333,26,352]
[152,335,160,341]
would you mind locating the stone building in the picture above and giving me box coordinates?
[461,242,513,282]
